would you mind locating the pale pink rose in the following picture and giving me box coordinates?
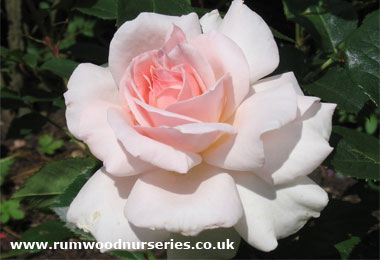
[64,0,335,257]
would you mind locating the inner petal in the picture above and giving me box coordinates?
[150,68,183,95]
[153,87,181,110]
[120,25,218,125]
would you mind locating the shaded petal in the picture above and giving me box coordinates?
[135,122,236,153]
[109,12,201,85]
[233,172,328,252]
[64,63,154,176]
[253,72,303,94]
[134,97,201,127]
[177,67,203,101]
[255,102,336,185]
[108,108,201,173]
[67,168,169,252]
[200,10,223,33]
[253,72,321,115]
[219,0,279,83]
[203,83,298,171]
[191,30,250,121]
[167,228,241,259]
[166,74,227,122]
[125,164,243,236]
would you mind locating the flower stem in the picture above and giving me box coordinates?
[303,57,334,82]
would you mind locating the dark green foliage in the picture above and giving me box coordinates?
[12,158,100,208]
[344,10,380,106]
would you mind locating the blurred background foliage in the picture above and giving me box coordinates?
[0,0,379,259]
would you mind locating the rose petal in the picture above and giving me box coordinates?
[133,97,201,127]
[203,83,298,171]
[67,168,169,252]
[109,12,201,85]
[200,9,223,33]
[166,74,227,122]
[64,64,154,176]
[191,31,250,121]
[168,43,216,89]
[108,108,201,173]
[255,102,336,185]
[177,67,203,101]
[135,122,236,153]
[233,172,328,252]
[125,164,243,236]
[167,228,241,259]
[130,51,156,103]
[253,72,303,94]
[219,0,279,83]
[253,72,321,115]
[163,25,187,53]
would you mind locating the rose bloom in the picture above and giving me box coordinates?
[64,0,335,258]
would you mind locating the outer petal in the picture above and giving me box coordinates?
[167,228,241,259]
[66,168,169,252]
[135,122,236,153]
[191,31,250,121]
[219,0,279,83]
[108,108,201,173]
[125,164,244,236]
[109,12,201,85]
[253,72,321,115]
[200,10,223,33]
[203,83,298,171]
[233,172,329,252]
[255,102,336,185]
[253,72,303,95]
[64,63,154,176]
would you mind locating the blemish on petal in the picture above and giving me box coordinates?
[92,211,100,222]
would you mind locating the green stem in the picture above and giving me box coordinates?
[295,24,302,48]
[304,57,334,82]
[368,180,380,191]
[320,57,334,71]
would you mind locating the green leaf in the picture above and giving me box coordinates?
[0,156,14,185]
[2,221,73,258]
[270,27,295,43]
[117,0,193,27]
[334,235,361,260]
[38,134,64,155]
[283,0,357,52]
[344,10,380,106]
[0,200,24,223]
[40,58,79,79]
[327,126,380,180]
[1,212,10,223]
[13,158,100,208]
[51,162,99,240]
[75,0,117,20]
[365,113,378,135]
[303,67,368,114]
[23,53,39,68]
